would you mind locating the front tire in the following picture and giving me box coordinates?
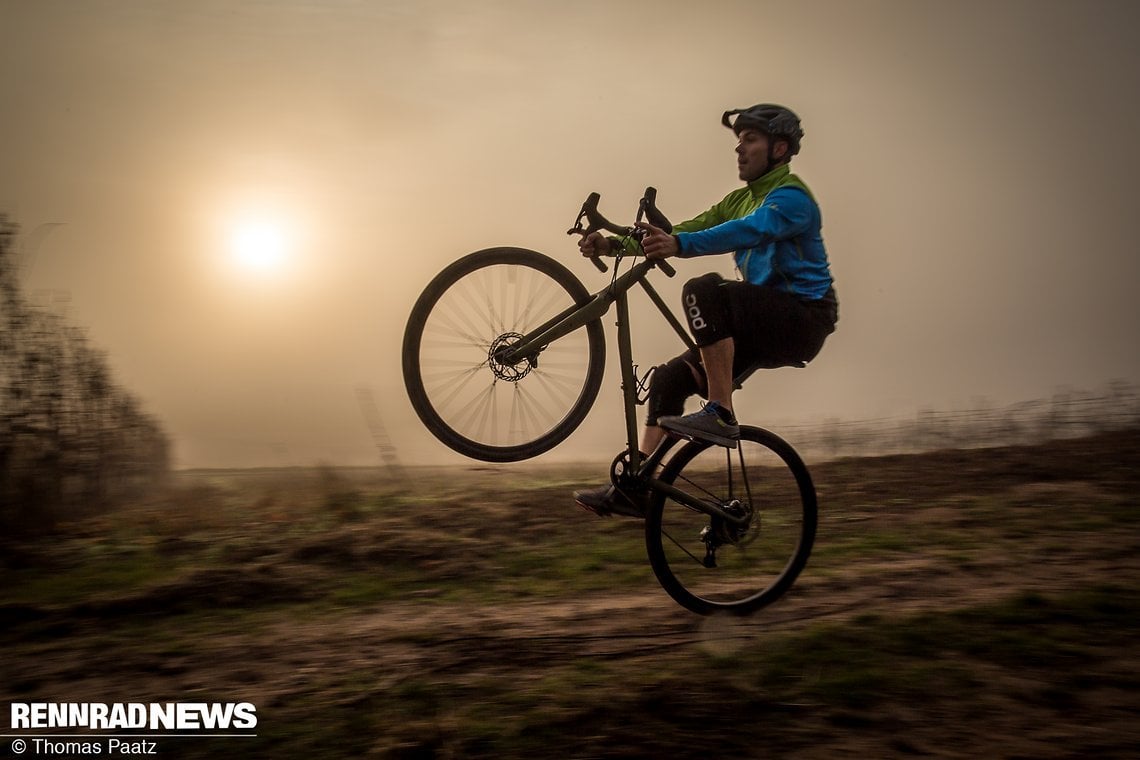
[402,247,606,462]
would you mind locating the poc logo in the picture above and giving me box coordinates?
[685,294,707,330]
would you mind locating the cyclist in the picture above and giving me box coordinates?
[574,103,838,517]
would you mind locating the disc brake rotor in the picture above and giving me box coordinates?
[487,333,535,382]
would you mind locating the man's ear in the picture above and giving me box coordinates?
[772,139,790,161]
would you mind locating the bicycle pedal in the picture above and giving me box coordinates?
[576,502,611,518]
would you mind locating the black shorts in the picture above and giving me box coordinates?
[682,272,837,361]
[645,273,838,425]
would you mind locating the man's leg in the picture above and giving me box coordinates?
[700,336,736,415]
[679,273,736,413]
[639,425,667,457]
[574,352,701,517]
[640,352,706,454]
[655,274,740,446]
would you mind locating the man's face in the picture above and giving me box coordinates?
[736,128,772,182]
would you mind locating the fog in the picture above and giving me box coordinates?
[2,0,1138,467]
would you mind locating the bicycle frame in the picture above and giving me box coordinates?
[496,256,688,455]
[495,190,754,527]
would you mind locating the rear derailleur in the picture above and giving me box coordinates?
[699,499,750,568]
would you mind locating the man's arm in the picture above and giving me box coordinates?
[671,202,730,235]
[675,188,814,257]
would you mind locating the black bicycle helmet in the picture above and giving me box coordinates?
[722,104,804,155]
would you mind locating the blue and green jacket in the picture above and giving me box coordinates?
[670,165,833,301]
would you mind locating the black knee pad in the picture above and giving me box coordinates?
[681,273,732,346]
[646,355,700,426]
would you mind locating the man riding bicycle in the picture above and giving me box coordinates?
[574,103,838,518]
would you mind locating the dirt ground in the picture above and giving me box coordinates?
[2,430,1138,759]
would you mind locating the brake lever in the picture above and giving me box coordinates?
[639,187,673,233]
[568,189,675,275]
[635,187,676,277]
[565,194,611,272]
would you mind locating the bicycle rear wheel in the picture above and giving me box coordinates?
[645,426,817,615]
[402,247,606,462]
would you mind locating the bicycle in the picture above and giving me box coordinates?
[402,188,817,615]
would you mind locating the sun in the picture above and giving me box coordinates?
[228,217,291,276]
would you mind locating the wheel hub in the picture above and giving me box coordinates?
[703,498,753,547]
[487,333,535,382]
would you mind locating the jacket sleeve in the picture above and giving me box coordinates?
[611,198,729,256]
[676,188,813,257]
[672,201,729,234]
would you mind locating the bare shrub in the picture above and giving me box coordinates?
[1,215,170,535]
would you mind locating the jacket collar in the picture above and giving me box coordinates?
[746,164,793,199]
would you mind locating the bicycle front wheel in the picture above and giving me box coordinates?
[646,426,817,615]
[402,247,606,462]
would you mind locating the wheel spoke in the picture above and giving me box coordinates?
[454,273,502,337]
[661,525,706,567]
[428,295,494,345]
[513,379,558,431]
[428,365,490,413]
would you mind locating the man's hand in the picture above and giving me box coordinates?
[579,231,612,259]
[637,222,678,260]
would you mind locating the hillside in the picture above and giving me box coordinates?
[2,430,1138,758]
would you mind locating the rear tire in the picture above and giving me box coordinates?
[402,247,606,462]
[645,426,817,615]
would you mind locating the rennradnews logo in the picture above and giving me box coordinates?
[11,702,257,731]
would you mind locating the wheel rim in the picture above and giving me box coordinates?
[414,259,596,452]
[651,434,813,612]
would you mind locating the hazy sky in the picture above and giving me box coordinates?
[3,0,1139,468]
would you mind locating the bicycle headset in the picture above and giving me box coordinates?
[722,104,804,157]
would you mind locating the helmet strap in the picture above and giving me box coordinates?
[767,139,791,167]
